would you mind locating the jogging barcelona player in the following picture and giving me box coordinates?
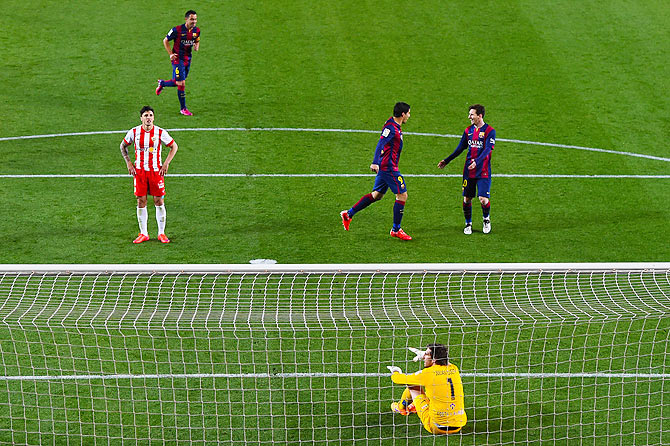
[340,102,412,240]
[156,10,201,116]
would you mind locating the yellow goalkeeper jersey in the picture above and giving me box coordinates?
[391,363,467,428]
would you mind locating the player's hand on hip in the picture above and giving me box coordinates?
[159,163,169,176]
[169,53,177,62]
[370,164,379,173]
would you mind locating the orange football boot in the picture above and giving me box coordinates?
[340,210,351,231]
[157,234,170,244]
[391,401,418,416]
[133,234,150,244]
[390,228,412,241]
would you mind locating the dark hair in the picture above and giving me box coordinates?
[393,102,410,118]
[469,104,485,118]
[185,10,197,18]
[428,343,449,366]
[139,105,154,116]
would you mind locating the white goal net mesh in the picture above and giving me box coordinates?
[0,265,669,445]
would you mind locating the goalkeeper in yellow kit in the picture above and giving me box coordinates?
[388,343,467,434]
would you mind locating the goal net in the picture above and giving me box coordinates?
[0,264,668,445]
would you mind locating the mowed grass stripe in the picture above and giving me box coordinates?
[2,127,670,163]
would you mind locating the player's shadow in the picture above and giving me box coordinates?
[467,403,548,441]
[469,406,515,433]
[351,407,554,444]
[374,412,460,445]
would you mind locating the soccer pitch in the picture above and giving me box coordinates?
[2,0,670,444]
[2,0,670,264]
[1,268,668,445]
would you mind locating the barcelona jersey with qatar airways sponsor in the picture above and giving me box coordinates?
[373,117,404,172]
[444,124,495,179]
[371,117,407,194]
[166,24,201,65]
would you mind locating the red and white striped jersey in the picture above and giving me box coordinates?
[123,125,175,172]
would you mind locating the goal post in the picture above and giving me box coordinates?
[0,263,669,445]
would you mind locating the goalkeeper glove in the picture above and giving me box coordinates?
[387,365,402,374]
[408,347,426,362]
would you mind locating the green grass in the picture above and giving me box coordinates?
[2,0,670,263]
[0,272,668,445]
[2,0,670,444]
[0,319,667,445]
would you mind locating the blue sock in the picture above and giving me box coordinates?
[463,201,472,224]
[392,200,405,231]
[162,79,177,88]
[177,86,186,109]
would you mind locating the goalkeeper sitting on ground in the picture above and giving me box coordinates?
[388,343,467,434]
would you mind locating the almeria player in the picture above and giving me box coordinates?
[438,104,496,235]
[340,102,412,241]
[155,10,201,116]
[120,106,179,244]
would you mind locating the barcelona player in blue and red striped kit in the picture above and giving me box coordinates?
[438,104,496,234]
[340,102,412,241]
[156,10,201,116]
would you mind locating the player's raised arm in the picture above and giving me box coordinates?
[390,368,425,386]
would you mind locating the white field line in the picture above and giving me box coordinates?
[0,371,668,382]
[3,173,670,179]
[1,126,669,163]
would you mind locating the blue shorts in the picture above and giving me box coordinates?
[462,177,491,198]
[172,62,191,81]
[373,170,407,195]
